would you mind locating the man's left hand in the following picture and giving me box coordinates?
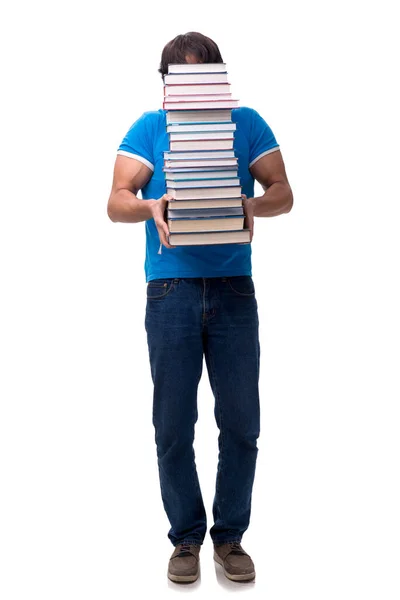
[242,194,254,242]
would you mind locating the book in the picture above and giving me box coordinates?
[164,72,229,85]
[163,169,238,179]
[166,110,232,123]
[164,99,239,110]
[164,159,238,169]
[168,131,234,141]
[166,178,240,188]
[167,186,242,200]
[166,198,243,209]
[164,83,231,95]
[166,123,236,133]
[164,150,235,159]
[168,229,251,246]
[167,63,227,73]
[169,139,234,151]
[168,207,244,218]
[165,94,232,103]
[168,215,244,233]
[164,166,237,173]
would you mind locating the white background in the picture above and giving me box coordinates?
[1,0,399,598]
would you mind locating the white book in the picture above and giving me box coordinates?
[167,123,236,133]
[167,186,242,200]
[164,166,237,172]
[163,170,238,179]
[166,110,232,123]
[164,100,238,110]
[164,150,235,159]
[164,73,228,84]
[168,63,227,74]
[168,198,243,209]
[165,83,231,95]
[169,131,234,141]
[166,178,240,189]
[169,139,233,151]
[165,94,233,103]
[164,159,238,169]
[168,229,251,246]
[168,215,244,233]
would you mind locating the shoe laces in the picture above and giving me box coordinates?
[176,543,192,557]
[229,541,246,555]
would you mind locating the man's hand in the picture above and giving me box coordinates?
[242,194,254,242]
[150,193,175,249]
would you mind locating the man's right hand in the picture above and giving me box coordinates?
[150,194,176,249]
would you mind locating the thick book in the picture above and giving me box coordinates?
[164,150,235,159]
[168,206,244,218]
[167,186,242,200]
[164,159,238,169]
[164,83,231,95]
[168,229,251,246]
[166,110,232,124]
[168,214,244,233]
[168,63,227,74]
[166,178,240,188]
[164,73,228,85]
[166,123,236,133]
[164,99,239,110]
[169,139,233,151]
[163,169,238,180]
[168,131,234,141]
[166,94,232,103]
[167,197,243,209]
[164,166,238,174]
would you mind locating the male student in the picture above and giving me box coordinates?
[107,31,293,584]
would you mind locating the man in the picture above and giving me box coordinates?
[107,32,293,584]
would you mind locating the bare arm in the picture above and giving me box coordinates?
[107,155,174,248]
[107,155,155,223]
[249,150,293,217]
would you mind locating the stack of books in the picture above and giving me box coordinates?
[163,63,251,246]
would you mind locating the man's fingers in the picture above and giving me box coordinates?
[155,220,174,249]
[162,193,174,205]
[162,222,174,248]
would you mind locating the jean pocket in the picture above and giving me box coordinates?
[226,275,255,296]
[146,279,175,299]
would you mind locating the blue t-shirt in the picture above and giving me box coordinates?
[117,107,279,282]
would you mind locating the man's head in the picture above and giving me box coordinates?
[158,32,223,79]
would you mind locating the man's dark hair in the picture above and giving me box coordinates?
[158,32,224,79]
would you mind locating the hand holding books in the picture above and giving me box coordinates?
[150,193,176,250]
[241,194,254,243]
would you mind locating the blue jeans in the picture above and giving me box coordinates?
[144,276,260,546]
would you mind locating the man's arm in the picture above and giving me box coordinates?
[107,154,174,248]
[107,154,155,223]
[249,149,293,217]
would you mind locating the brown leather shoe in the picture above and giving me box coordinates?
[213,541,255,581]
[168,543,201,583]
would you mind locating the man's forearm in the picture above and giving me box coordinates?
[250,182,293,217]
[107,189,156,223]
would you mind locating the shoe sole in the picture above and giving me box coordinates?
[168,568,199,583]
[213,552,255,582]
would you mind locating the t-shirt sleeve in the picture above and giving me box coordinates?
[248,108,280,168]
[117,112,155,172]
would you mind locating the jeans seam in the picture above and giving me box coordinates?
[146,281,175,299]
[206,343,225,510]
